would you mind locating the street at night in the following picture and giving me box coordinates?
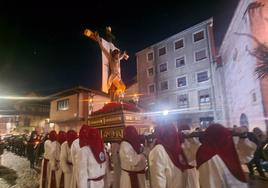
[1,0,268,187]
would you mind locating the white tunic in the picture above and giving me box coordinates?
[48,141,62,188]
[77,146,107,188]
[60,141,73,188]
[70,138,80,188]
[198,138,257,188]
[40,139,51,188]
[149,144,197,188]
[119,141,147,188]
[111,143,121,188]
[181,138,201,188]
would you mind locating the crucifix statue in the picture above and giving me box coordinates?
[84,27,129,102]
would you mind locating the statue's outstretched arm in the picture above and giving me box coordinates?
[84,29,110,60]
[119,51,129,61]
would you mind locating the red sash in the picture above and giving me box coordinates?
[50,170,57,188]
[59,173,64,188]
[88,174,105,181]
[122,168,145,188]
[41,158,49,188]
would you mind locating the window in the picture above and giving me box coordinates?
[195,49,207,61]
[193,30,204,42]
[177,77,187,87]
[57,99,69,111]
[197,71,209,82]
[178,94,188,107]
[199,89,210,104]
[199,94,210,103]
[159,63,167,72]
[174,39,184,50]
[160,81,168,91]
[147,67,154,77]
[147,52,154,61]
[175,57,185,68]
[158,47,166,56]
[148,84,155,93]
[200,117,214,129]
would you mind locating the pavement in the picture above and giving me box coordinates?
[0,151,40,188]
[0,151,268,188]
[247,174,268,188]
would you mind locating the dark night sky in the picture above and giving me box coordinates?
[0,0,239,96]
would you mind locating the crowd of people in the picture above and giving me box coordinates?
[39,123,268,188]
[1,131,47,168]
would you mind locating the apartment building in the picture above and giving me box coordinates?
[136,18,223,128]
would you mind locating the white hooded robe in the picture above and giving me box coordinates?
[77,146,107,188]
[60,141,73,188]
[198,137,257,188]
[40,139,51,188]
[119,141,147,188]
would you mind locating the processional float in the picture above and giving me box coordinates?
[84,27,154,142]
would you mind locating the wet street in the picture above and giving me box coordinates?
[0,151,39,188]
[247,175,268,188]
[0,151,267,188]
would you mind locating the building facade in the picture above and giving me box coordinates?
[0,95,50,134]
[218,0,268,132]
[49,86,110,132]
[136,18,223,128]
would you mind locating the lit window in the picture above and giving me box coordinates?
[177,77,187,87]
[159,63,167,72]
[200,117,214,128]
[159,47,166,56]
[199,95,210,103]
[160,81,168,91]
[175,57,185,68]
[57,99,69,111]
[147,52,154,61]
[197,71,209,82]
[199,89,211,104]
[148,84,155,93]
[195,49,207,61]
[193,31,204,42]
[178,94,188,107]
[148,68,154,76]
[174,39,184,50]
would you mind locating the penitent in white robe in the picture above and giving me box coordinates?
[60,141,73,188]
[111,143,121,188]
[198,138,257,188]
[40,139,51,188]
[48,141,62,188]
[119,141,147,188]
[181,138,201,188]
[77,146,107,188]
[70,138,80,188]
[149,144,198,188]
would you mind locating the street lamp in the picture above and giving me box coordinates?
[132,94,139,106]
[88,93,95,115]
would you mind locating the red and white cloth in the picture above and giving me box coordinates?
[119,126,147,188]
[77,125,107,188]
[60,130,77,188]
[196,124,257,188]
[149,125,197,188]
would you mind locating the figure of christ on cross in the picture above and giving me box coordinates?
[84,29,129,101]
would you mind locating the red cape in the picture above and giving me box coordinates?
[196,124,246,182]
